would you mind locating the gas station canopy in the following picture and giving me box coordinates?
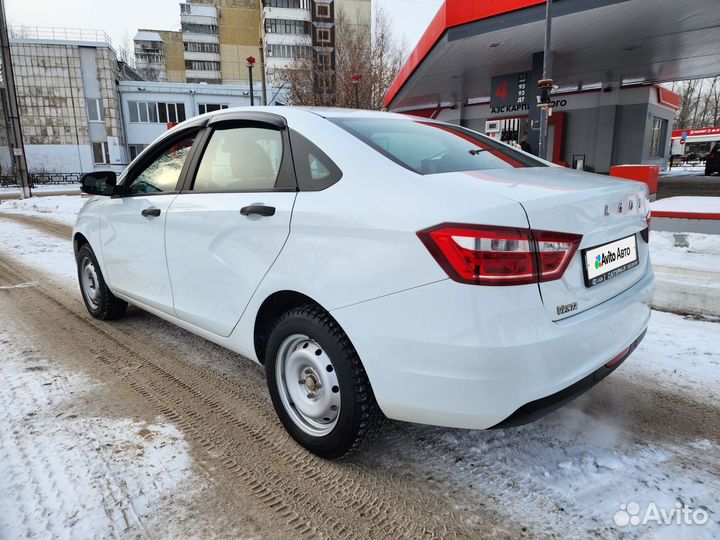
[386,0,720,111]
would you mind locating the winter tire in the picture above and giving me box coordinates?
[265,304,383,459]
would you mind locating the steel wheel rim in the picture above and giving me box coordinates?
[80,256,101,310]
[275,334,341,437]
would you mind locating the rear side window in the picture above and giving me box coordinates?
[290,129,342,191]
[331,118,546,175]
[193,126,283,192]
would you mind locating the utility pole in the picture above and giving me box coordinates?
[537,0,553,161]
[258,41,268,106]
[352,73,362,109]
[0,0,31,198]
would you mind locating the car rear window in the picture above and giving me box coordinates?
[331,118,546,175]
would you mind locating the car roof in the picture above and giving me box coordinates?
[160,106,422,148]
[198,106,413,121]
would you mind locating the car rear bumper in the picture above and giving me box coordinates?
[331,267,654,429]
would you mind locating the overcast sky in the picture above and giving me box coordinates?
[5,0,443,58]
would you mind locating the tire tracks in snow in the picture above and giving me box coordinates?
[0,251,489,539]
[0,213,72,240]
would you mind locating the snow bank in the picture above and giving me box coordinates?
[652,196,720,215]
[0,195,86,226]
[0,184,80,195]
[650,231,720,272]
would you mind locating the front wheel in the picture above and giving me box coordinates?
[76,244,127,320]
[265,305,383,459]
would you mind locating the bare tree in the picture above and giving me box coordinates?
[670,77,720,130]
[275,7,405,110]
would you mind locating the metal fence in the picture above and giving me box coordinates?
[9,26,112,46]
[0,172,82,187]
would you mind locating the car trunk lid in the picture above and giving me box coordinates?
[426,167,651,320]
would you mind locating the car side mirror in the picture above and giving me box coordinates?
[80,171,117,196]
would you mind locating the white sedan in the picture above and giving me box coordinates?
[74,107,654,458]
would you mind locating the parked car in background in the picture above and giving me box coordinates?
[73,108,654,458]
[706,142,720,175]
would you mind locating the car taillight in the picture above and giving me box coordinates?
[417,224,581,286]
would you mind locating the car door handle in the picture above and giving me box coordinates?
[141,208,161,218]
[240,205,276,217]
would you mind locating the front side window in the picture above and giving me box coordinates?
[126,134,196,195]
[192,126,283,192]
[332,118,546,174]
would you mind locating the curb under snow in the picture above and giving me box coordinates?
[652,265,720,318]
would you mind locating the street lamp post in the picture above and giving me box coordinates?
[246,56,256,106]
[352,73,362,109]
[537,0,554,160]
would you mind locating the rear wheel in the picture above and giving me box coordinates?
[76,244,127,320]
[265,305,383,459]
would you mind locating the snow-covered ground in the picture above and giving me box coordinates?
[650,231,720,272]
[0,184,80,195]
[0,307,197,538]
[652,196,720,215]
[660,164,707,177]
[0,194,719,539]
[0,195,86,226]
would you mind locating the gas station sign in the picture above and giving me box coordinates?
[490,72,529,109]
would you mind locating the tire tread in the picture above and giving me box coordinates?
[269,304,384,458]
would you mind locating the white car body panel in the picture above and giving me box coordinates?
[165,192,297,336]
[99,194,179,313]
[73,106,655,429]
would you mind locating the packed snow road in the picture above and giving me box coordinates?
[0,205,719,539]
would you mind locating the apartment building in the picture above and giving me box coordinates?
[261,0,370,100]
[134,0,262,85]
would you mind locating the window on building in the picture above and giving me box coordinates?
[192,126,283,192]
[315,3,330,18]
[198,103,229,115]
[316,28,331,43]
[180,3,192,14]
[185,60,222,72]
[92,142,110,164]
[187,78,222,85]
[649,117,668,157]
[128,144,147,161]
[86,98,105,123]
[267,44,311,59]
[315,51,332,70]
[265,18,310,34]
[184,41,220,53]
[181,22,218,35]
[128,101,186,124]
[265,0,304,8]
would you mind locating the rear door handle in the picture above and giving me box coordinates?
[240,205,276,217]
[141,208,161,218]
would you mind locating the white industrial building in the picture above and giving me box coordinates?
[118,81,259,160]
